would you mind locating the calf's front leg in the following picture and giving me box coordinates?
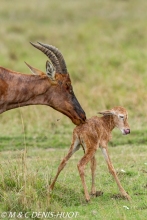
[101,147,131,200]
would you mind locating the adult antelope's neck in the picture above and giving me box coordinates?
[0,67,50,113]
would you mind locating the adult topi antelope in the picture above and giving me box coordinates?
[0,42,86,125]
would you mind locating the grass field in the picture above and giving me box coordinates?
[0,0,147,219]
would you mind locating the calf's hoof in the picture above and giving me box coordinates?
[90,190,103,197]
[96,191,103,197]
[123,194,131,201]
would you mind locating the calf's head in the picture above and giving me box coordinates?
[99,106,130,135]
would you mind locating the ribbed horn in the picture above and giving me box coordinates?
[30,42,62,73]
[37,42,68,74]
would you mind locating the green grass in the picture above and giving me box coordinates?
[0,0,147,219]
[0,146,147,220]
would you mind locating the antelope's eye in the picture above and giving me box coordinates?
[119,115,124,119]
[65,83,69,89]
[66,83,73,93]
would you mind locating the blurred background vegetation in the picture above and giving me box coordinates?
[0,0,147,149]
[1,1,147,218]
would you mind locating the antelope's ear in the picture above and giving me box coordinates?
[25,62,45,75]
[98,110,115,116]
[46,60,56,80]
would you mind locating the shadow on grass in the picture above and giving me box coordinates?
[50,184,134,207]
[50,183,85,207]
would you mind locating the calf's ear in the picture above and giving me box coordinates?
[98,110,115,116]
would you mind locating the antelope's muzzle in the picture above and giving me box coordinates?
[124,129,130,135]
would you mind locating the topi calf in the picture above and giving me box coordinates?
[49,106,131,202]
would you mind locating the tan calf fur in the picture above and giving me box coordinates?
[49,106,131,202]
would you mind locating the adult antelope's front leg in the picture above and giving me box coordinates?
[101,147,131,200]
[49,136,80,191]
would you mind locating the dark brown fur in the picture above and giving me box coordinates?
[0,66,86,125]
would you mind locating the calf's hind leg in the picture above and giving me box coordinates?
[77,148,96,202]
[49,136,80,191]
[90,155,97,195]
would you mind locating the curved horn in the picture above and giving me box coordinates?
[37,42,68,74]
[30,42,62,73]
